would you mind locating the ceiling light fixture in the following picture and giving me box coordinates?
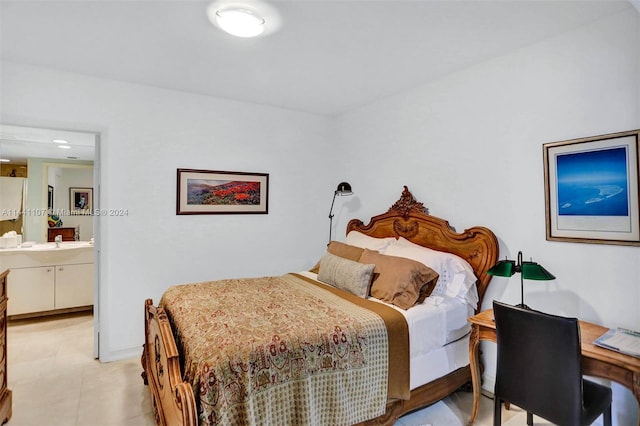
[57,145,71,150]
[52,139,68,144]
[215,9,265,37]
[0,159,10,163]
[207,1,281,38]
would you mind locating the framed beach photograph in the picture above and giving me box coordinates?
[177,169,269,215]
[543,129,640,246]
[69,187,93,215]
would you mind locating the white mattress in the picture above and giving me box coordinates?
[298,271,473,390]
[408,334,470,390]
[367,292,473,390]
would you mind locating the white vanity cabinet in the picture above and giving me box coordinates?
[6,266,55,315]
[0,245,94,318]
[54,263,94,309]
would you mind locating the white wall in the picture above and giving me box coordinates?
[1,62,336,360]
[337,10,640,425]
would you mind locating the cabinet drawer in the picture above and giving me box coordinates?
[0,277,5,301]
[0,328,5,392]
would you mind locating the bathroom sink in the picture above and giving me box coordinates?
[59,242,93,248]
[25,242,93,251]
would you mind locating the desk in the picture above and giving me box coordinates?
[468,309,640,425]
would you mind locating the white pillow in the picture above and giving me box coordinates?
[385,237,479,308]
[344,231,394,253]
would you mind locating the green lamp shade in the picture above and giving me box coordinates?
[486,251,554,309]
[487,260,516,277]
[521,262,555,280]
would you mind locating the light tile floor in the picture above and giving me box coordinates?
[7,313,536,425]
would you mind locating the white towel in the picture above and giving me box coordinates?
[0,176,26,221]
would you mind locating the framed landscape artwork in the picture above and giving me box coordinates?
[176,169,269,215]
[543,129,640,246]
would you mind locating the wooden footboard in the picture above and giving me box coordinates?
[142,300,471,426]
[142,299,197,426]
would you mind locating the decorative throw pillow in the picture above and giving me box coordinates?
[317,252,375,298]
[385,238,478,307]
[309,241,366,274]
[359,249,439,310]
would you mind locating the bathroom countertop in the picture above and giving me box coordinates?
[0,242,94,253]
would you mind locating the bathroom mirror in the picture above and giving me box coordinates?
[0,124,96,243]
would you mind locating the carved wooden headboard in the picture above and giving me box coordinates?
[347,186,499,310]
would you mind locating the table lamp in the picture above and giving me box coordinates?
[487,251,555,309]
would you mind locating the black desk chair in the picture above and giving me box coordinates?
[493,301,612,426]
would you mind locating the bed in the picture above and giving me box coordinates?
[142,186,499,425]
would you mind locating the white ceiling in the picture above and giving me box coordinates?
[1,0,634,119]
[0,124,96,163]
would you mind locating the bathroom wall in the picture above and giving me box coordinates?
[0,176,25,236]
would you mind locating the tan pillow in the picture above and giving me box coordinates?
[309,241,366,273]
[317,252,375,298]
[359,249,439,310]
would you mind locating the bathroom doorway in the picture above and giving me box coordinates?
[0,124,101,358]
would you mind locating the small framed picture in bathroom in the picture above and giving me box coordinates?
[48,185,54,210]
[69,187,93,215]
[176,169,269,215]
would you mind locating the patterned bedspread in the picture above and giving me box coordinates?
[160,273,409,426]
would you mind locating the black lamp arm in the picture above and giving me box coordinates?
[328,191,338,243]
[514,251,523,273]
[328,190,338,219]
[327,182,352,245]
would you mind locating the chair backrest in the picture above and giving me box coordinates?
[493,301,583,425]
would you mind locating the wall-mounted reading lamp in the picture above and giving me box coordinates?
[328,182,353,243]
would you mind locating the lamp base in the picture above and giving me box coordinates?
[515,303,531,310]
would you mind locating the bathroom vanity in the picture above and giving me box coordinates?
[0,243,94,319]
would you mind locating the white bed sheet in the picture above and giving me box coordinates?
[408,333,470,390]
[368,292,473,390]
[298,271,473,390]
